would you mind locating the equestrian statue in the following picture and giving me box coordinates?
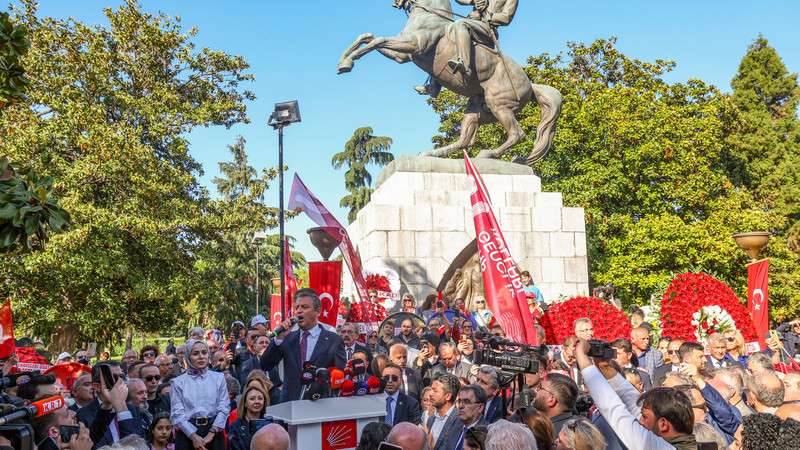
[338,0,563,165]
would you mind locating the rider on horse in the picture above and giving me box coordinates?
[415,0,519,96]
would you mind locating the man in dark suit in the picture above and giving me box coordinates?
[77,363,145,448]
[454,384,488,449]
[426,373,462,450]
[653,339,683,387]
[340,322,370,361]
[389,343,422,400]
[475,366,504,423]
[432,342,472,380]
[261,288,346,401]
[707,333,743,370]
[382,364,422,425]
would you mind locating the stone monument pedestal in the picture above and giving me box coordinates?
[343,156,589,304]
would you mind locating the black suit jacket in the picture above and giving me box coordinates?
[402,367,422,400]
[76,398,145,449]
[484,396,504,424]
[390,391,422,425]
[427,408,462,450]
[261,324,346,401]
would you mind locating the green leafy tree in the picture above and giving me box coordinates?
[0,0,257,347]
[429,38,800,319]
[0,11,29,109]
[0,157,70,252]
[331,127,394,222]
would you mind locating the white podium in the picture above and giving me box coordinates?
[267,394,387,450]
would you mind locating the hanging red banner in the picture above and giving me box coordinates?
[309,261,343,327]
[747,259,769,350]
[283,236,298,314]
[464,152,538,345]
[0,300,15,360]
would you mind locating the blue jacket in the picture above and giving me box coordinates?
[700,383,742,444]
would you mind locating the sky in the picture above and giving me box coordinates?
[32,1,800,259]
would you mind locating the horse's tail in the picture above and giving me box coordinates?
[528,83,563,164]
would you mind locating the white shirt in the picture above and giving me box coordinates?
[344,344,357,360]
[581,366,675,450]
[430,404,456,444]
[170,370,230,437]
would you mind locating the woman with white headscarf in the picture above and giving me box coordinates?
[170,338,230,450]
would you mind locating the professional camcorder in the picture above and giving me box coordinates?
[473,333,541,374]
[586,339,616,360]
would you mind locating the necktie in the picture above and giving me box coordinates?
[385,396,394,425]
[346,347,353,360]
[456,426,466,450]
[300,330,311,362]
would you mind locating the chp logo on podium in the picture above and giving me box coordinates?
[321,419,357,450]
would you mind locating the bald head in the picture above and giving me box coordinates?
[387,422,426,450]
[251,423,290,450]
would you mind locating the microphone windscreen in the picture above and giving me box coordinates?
[339,379,355,397]
[330,369,345,389]
[355,380,369,396]
[367,376,381,394]
[31,395,65,417]
[349,359,367,377]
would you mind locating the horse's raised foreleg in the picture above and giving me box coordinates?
[338,35,419,74]
[338,33,375,73]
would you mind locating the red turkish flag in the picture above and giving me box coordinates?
[288,174,369,302]
[464,152,538,345]
[270,294,284,331]
[309,261,343,327]
[0,300,16,360]
[747,259,769,349]
[321,419,357,450]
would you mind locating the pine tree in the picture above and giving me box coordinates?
[331,127,394,222]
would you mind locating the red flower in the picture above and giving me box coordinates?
[660,272,757,342]
[541,296,632,344]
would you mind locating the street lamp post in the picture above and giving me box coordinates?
[268,101,301,318]
[252,231,268,314]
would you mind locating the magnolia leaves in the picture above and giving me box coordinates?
[0,13,30,107]
[0,157,70,252]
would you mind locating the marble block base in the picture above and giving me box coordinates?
[343,156,589,303]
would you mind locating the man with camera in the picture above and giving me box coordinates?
[29,408,93,450]
[575,338,697,449]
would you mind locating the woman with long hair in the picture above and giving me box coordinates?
[227,385,270,450]
[170,339,229,450]
[419,386,434,425]
[355,422,391,450]
[148,412,175,450]
[725,330,748,365]
[520,407,555,450]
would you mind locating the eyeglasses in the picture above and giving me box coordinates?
[142,352,156,358]
[145,375,162,382]
[382,375,400,382]
[667,349,679,355]
[455,398,477,406]
[726,337,736,342]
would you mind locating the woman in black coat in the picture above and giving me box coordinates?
[227,384,270,450]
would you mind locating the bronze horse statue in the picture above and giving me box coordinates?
[338,0,562,165]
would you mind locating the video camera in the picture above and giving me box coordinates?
[586,339,616,360]
[473,333,541,374]
[0,395,65,450]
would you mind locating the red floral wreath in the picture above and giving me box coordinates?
[345,274,389,324]
[660,272,757,342]
[541,296,632,344]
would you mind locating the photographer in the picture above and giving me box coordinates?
[31,408,93,450]
[574,338,697,449]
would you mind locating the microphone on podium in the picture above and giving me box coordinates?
[298,361,317,400]
[329,368,345,390]
[355,379,369,396]
[366,375,382,395]
[307,368,331,401]
[339,379,355,397]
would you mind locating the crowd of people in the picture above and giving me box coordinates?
[2,285,800,450]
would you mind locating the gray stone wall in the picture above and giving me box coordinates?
[343,157,589,304]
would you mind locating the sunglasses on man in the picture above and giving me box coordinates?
[382,374,400,382]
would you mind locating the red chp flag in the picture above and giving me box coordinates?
[747,259,769,349]
[464,152,538,345]
[0,300,15,360]
[288,174,369,302]
[309,261,343,327]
